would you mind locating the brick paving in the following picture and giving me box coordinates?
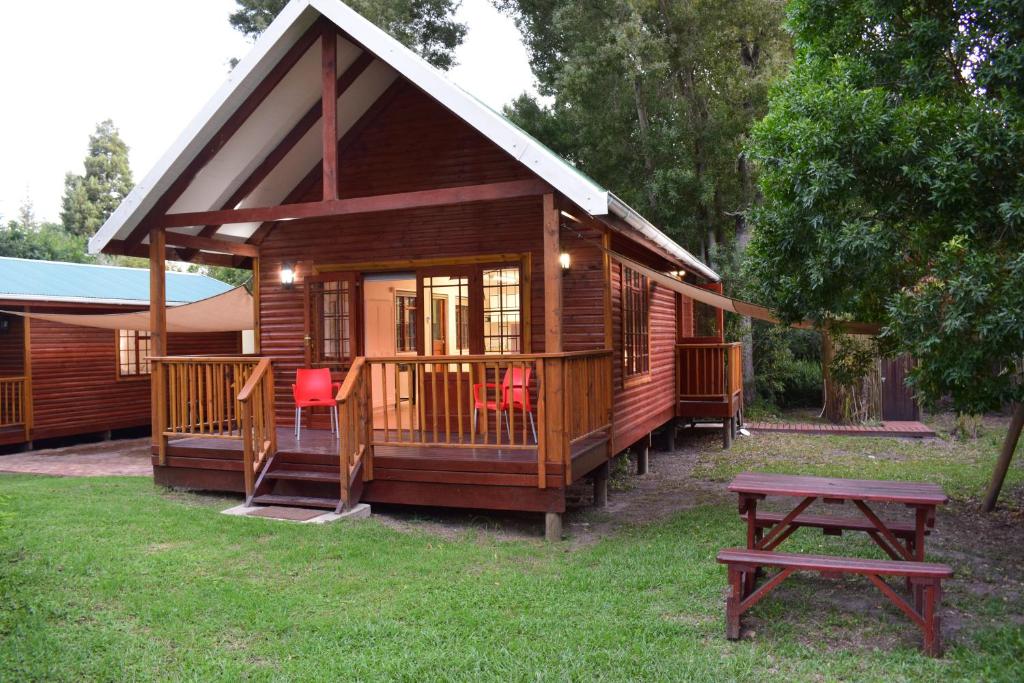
[747,420,936,438]
[0,438,152,477]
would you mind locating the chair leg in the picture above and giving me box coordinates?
[295,407,302,440]
[503,411,511,443]
[472,408,477,440]
[333,405,339,435]
[528,412,537,444]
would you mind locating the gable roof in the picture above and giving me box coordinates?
[0,257,234,306]
[87,0,718,282]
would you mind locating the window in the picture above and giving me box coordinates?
[395,292,417,352]
[482,267,521,354]
[622,266,649,377]
[309,277,356,366]
[118,329,151,377]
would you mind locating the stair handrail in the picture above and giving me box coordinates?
[335,356,372,510]
[237,357,276,502]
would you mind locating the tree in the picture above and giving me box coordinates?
[229,0,467,70]
[60,120,134,237]
[496,0,790,263]
[744,0,1024,507]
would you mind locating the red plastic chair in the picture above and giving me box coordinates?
[292,368,338,439]
[472,366,536,443]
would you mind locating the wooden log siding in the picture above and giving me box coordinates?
[610,253,681,452]
[24,313,240,442]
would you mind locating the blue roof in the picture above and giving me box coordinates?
[0,257,234,305]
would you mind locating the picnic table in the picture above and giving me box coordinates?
[728,472,948,562]
[717,472,952,656]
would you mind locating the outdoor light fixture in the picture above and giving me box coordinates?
[559,252,571,272]
[280,263,296,289]
[0,317,9,333]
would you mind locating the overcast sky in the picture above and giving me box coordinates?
[0,0,536,223]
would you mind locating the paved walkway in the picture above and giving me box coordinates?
[0,438,152,477]
[747,420,936,438]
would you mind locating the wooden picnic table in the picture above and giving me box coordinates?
[728,472,948,563]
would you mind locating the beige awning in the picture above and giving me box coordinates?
[610,251,881,335]
[3,285,254,333]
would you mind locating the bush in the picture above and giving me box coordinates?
[752,322,824,409]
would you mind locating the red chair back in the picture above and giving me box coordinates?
[293,368,334,404]
[503,366,532,411]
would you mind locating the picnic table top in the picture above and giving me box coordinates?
[727,472,948,506]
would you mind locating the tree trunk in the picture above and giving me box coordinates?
[632,76,658,211]
[982,402,1024,512]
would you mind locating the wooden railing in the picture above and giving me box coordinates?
[237,358,277,502]
[335,357,372,510]
[0,376,27,429]
[360,350,613,487]
[676,342,743,402]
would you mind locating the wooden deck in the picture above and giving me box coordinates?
[746,421,936,438]
[155,426,609,514]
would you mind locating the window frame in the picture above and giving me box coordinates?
[394,290,417,353]
[621,264,651,382]
[116,328,152,380]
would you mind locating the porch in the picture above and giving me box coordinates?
[150,351,613,518]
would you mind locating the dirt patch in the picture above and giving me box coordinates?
[0,437,151,477]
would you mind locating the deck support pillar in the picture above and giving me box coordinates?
[723,418,734,449]
[637,434,651,475]
[593,462,609,507]
[149,228,167,463]
[665,419,677,452]
[545,512,563,541]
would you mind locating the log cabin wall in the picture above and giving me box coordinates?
[21,303,240,442]
[609,234,688,452]
[257,80,556,423]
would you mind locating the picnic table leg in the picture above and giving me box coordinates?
[922,580,942,657]
[912,505,929,602]
[743,496,760,594]
[726,565,742,639]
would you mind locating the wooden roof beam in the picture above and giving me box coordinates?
[163,233,259,258]
[157,179,551,229]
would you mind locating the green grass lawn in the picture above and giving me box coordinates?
[2,422,1023,681]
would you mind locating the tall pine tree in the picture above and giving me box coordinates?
[60,120,133,237]
[230,0,466,69]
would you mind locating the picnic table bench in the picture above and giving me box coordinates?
[717,472,952,656]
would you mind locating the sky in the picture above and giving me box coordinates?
[0,0,536,224]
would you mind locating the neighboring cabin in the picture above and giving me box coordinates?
[0,257,241,448]
[86,0,742,537]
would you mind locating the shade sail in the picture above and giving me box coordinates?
[609,251,882,335]
[4,285,254,333]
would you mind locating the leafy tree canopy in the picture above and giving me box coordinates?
[229,0,467,70]
[496,0,791,263]
[60,120,133,238]
[745,0,1024,414]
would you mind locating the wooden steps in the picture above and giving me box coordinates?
[250,493,340,509]
[264,468,341,483]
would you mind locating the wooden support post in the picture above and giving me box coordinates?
[321,22,338,202]
[723,417,734,449]
[149,229,167,463]
[251,256,261,354]
[542,193,562,353]
[545,512,563,541]
[666,419,677,451]
[637,434,650,475]
[593,461,609,508]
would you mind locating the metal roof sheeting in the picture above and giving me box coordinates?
[0,257,235,305]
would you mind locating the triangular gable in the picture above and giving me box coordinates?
[87,0,717,282]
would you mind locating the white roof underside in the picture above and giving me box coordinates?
[88,0,718,282]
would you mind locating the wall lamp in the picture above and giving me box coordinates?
[280,262,296,289]
[559,252,571,273]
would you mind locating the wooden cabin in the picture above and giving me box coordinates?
[87,0,743,538]
[0,258,242,448]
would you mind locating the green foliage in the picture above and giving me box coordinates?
[229,0,467,70]
[60,120,133,238]
[0,221,92,263]
[497,0,791,260]
[745,0,1024,414]
[751,323,821,408]
[188,265,252,288]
